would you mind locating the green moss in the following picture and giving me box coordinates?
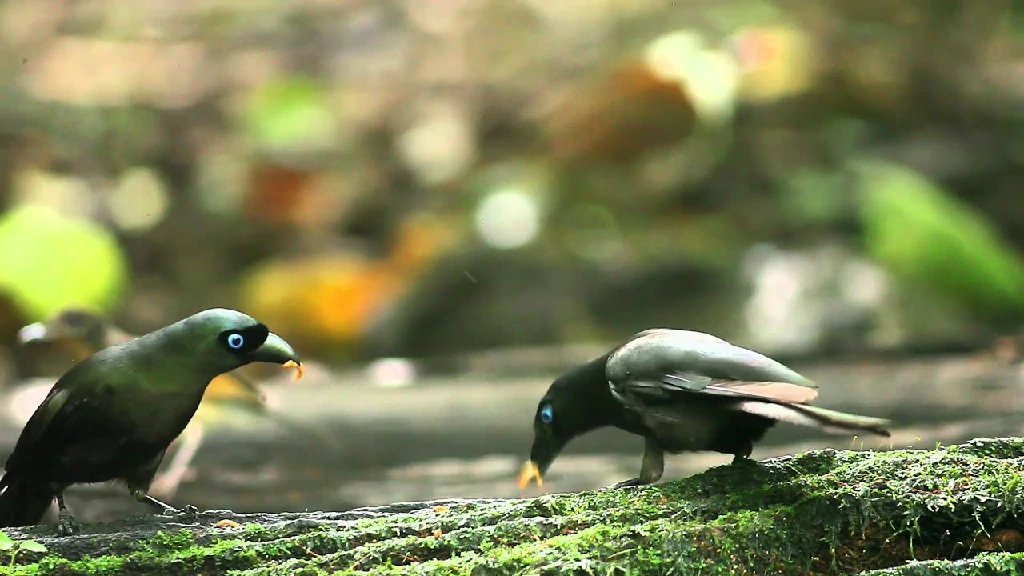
[858,553,1024,575]
[138,530,195,554]
[5,438,1024,576]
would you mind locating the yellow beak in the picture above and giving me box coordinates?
[517,460,543,489]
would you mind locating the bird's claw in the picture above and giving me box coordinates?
[57,511,81,537]
[180,504,200,521]
[730,456,759,468]
[163,504,199,522]
[610,477,648,489]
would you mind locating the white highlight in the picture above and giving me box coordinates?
[366,357,418,388]
[17,322,47,344]
[474,189,541,250]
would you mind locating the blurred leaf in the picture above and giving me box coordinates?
[242,76,335,155]
[246,163,316,225]
[0,205,128,321]
[782,169,846,224]
[858,159,1024,323]
[19,540,46,553]
[240,254,401,349]
[705,0,782,30]
[733,24,817,103]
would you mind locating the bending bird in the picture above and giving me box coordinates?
[519,328,892,489]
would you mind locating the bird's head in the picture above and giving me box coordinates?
[18,308,114,359]
[518,356,613,489]
[169,308,302,376]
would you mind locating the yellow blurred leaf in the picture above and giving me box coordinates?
[0,205,127,321]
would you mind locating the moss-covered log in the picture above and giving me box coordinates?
[2,438,1022,575]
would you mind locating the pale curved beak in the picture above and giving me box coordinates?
[248,332,300,366]
[18,322,50,345]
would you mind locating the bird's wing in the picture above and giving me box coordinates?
[607,329,817,404]
[3,361,137,476]
[605,331,890,437]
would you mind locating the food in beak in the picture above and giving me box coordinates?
[283,360,304,381]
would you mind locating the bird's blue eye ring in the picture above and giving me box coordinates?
[226,333,245,350]
[539,404,554,424]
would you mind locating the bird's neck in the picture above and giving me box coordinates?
[563,353,625,435]
[105,340,222,445]
[124,333,226,393]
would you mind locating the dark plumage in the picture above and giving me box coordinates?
[17,307,284,500]
[0,308,301,535]
[519,329,892,489]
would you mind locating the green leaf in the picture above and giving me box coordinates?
[0,531,11,544]
[0,540,14,551]
[782,168,845,224]
[0,204,128,321]
[19,541,47,553]
[242,76,335,155]
[857,159,1024,323]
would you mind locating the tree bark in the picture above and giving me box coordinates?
[3,438,1022,575]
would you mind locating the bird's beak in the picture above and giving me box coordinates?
[249,332,302,370]
[18,321,55,344]
[18,322,48,344]
[517,460,543,489]
[517,435,568,489]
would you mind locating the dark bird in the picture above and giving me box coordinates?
[0,308,302,535]
[16,307,284,499]
[519,328,892,489]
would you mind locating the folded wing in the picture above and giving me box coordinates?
[607,329,890,437]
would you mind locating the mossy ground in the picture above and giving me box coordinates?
[1,438,1022,576]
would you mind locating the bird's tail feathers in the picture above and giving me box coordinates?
[0,473,57,528]
[736,401,892,437]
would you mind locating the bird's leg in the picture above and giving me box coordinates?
[129,488,199,521]
[612,438,665,489]
[730,443,759,467]
[54,490,80,537]
[149,423,205,500]
[130,487,176,514]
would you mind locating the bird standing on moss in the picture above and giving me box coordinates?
[0,308,302,535]
[17,308,286,500]
[519,329,892,489]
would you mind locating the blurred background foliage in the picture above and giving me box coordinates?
[0,0,1022,378]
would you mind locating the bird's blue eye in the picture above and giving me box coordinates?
[226,333,245,350]
[539,404,554,424]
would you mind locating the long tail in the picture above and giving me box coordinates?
[0,472,57,528]
[736,401,892,437]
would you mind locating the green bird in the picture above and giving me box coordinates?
[0,308,301,535]
[17,307,282,501]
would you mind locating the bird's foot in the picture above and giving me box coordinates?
[609,477,652,490]
[155,504,200,525]
[176,504,200,522]
[57,509,81,537]
[730,455,760,468]
[159,503,199,521]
